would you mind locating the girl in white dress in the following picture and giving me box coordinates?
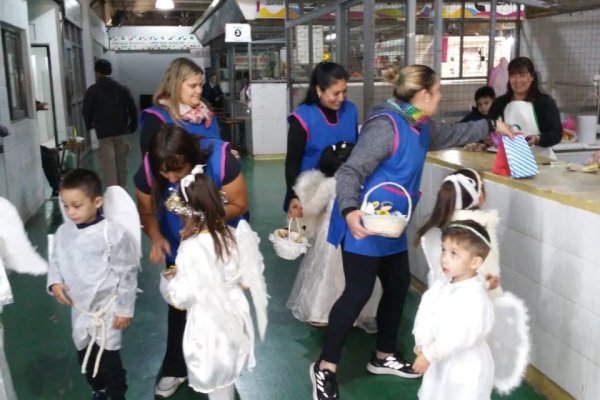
[287,142,381,332]
[414,168,501,297]
[412,220,495,400]
[160,168,267,400]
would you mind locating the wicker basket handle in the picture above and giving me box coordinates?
[287,217,302,242]
[360,181,413,221]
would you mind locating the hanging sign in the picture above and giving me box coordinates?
[225,24,252,43]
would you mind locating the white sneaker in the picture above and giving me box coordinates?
[155,376,187,398]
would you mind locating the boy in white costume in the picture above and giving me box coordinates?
[47,169,139,400]
[160,168,267,400]
[413,220,495,400]
[0,197,48,399]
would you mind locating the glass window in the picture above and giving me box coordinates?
[2,25,29,120]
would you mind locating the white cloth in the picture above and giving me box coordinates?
[0,197,48,400]
[47,220,139,351]
[287,171,381,328]
[413,276,495,400]
[422,209,502,298]
[502,100,556,159]
[161,223,268,394]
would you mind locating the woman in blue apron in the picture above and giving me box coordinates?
[488,56,562,158]
[140,58,221,155]
[309,65,514,400]
[284,62,359,216]
[133,125,247,398]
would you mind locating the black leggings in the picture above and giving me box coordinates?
[78,344,127,400]
[160,304,188,377]
[320,250,411,364]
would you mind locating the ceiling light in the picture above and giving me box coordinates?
[156,0,175,10]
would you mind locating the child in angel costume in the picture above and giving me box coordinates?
[0,197,48,399]
[412,220,496,399]
[47,169,140,400]
[414,169,530,396]
[414,168,502,297]
[160,167,268,400]
[286,141,382,332]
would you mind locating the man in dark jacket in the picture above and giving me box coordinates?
[83,59,137,188]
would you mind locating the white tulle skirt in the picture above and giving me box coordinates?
[0,321,16,400]
[287,208,382,332]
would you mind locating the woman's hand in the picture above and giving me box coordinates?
[412,353,430,374]
[50,284,72,306]
[150,236,171,264]
[525,135,541,146]
[288,198,304,219]
[464,142,488,152]
[494,121,515,138]
[113,316,132,330]
[346,210,373,239]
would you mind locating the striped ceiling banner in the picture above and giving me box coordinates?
[502,135,539,179]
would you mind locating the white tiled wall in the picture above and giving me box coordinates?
[0,0,45,218]
[409,162,600,399]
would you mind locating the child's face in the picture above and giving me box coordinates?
[476,96,493,115]
[60,188,103,225]
[440,237,482,283]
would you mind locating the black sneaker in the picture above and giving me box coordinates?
[310,362,339,400]
[91,389,107,400]
[366,352,422,379]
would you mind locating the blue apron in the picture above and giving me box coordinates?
[142,105,221,139]
[328,111,430,257]
[144,138,233,263]
[284,100,358,210]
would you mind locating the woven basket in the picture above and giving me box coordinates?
[360,182,412,238]
[269,218,309,260]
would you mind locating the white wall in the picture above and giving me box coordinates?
[0,0,45,218]
[521,9,600,118]
[108,26,197,110]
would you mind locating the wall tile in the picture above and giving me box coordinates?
[512,231,542,283]
[583,361,600,400]
[506,190,541,239]
[556,255,594,312]
[555,344,589,399]
[560,300,594,357]
[535,286,564,339]
[531,325,559,380]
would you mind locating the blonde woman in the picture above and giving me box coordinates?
[310,65,514,400]
[140,58,221,154]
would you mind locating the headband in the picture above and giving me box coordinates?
[447,223,491,248]
[443,172,481,210]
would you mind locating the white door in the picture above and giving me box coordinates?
[31,45,57,147]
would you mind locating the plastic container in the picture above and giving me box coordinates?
[576,115,598,144]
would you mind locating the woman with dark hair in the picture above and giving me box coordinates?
[133,125,247,398]
[309,65,514,400]
[488,56,562,158]
[284,62,359,216]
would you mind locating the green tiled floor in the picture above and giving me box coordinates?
[4,143,544,399]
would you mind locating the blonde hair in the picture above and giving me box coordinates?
[153,57,204,120]
[383,64,438,102]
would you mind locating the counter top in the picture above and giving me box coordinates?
[426,149,600,214]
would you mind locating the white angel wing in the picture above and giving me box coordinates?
[0,197,48,276]
[420,228,443,287]
[103,186,142,261]
[488,291,531,395]
[235,220,269,341]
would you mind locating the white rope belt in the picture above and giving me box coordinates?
[73,294,118,378]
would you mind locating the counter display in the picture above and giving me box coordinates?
[407,148,600,400]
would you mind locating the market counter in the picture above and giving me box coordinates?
[407,148,600,400]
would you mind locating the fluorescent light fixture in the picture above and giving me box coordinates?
[156,0,175,10]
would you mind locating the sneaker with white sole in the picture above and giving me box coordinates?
[309,362,339,400]
[366,352,422,379]
[155,376,187,398]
